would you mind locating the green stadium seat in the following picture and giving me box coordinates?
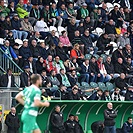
[76,82,81,87]
[90,82,98,88]
[81,82,90,90]
[101,54,107,62]
[85,54,92,60]
[98,82,106,90]
[106,82,114,90]
[93,54,99,60]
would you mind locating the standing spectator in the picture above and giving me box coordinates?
[20,65,32,87]
[125,86,133,101]
[122,117,133,133]
[50,105,65,133]
[5,107,20,133]
[64,114,75,133]
[103,102,117,133]
[91,121,104,133]
[0,68,15,88]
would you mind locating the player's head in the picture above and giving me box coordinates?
[31,74,42,87]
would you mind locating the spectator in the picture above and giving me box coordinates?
[101,90,112,101]
[40,70,49,87]
[20,65,32,87]
[104,102,117,133]
[67,3,77,18]
[67,85,80,100]
[68,70,78,87]
[47,44,57,58]
[77,21,85,35]
[88,89,103,100]
[57,68,71,88]
[125,86,133,101]
[23,0,32,12]
[91,121,104,133]
[115,73,127,95]
[50,2,63,27]
[55,85,68,100]
[122,117,133,133]
[126,57,133,74]
[111,88,125,101]
[97,57,111,82]
[50,105,65,133]
[11,14,28,40]
[81,29,98,54]
[0,68,15,88]
[6,31,15,47]
[74,116,84,133]
[5,107,20,133]
[36,57,46,74]
[96,33,113,55]
[122,44,132,60]
[64,114,75,133]
[0,0,10,17]
[8,1,16,16]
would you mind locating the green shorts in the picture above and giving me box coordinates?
[21,111,39,133]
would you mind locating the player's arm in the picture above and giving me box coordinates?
[34,99,50,107]
[15,91,24,105]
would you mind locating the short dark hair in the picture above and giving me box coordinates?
[30,74,41,84]
[7,68,12,73]
[128,117,132,120]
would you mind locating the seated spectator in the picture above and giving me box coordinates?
[20,16,34,36]
[45,30,59,46]
[125,86,133,101]
[40,70,49,87]
[54,56,66,74]
[77,21,85,35]
[29,39,40,59]
[36,57,46,74]
[96,33,113,54]
[80,59,91,83]
[8,1,16,17]
[89,56,102,82]
[0,0,10,17]
[88,89,103,100]
[97,57,111,82]
[105,19,117,42]
[47,44,57,58]
[111,88,125,101]
[58,4,68,27]
[30,3,41,20]
[104,56,120,79]
[57,68,71,88]
[44,55,57,73]
[11,14,28,40]
[77,3,89,20]
[115,73,127,94]
[24,57,37,73]
[68,70,78,87]
[38,41,48,60]
[50,2,63,27]
[34,17,49,39]
[67,18,77,41]
[122,44,132,60]
[122,117,133,133]
[67,85,80,100]
[0,68,15,88]
[81,29,98,54]
[124,6,131,22]
[114,58,127,74]
[101,90,112,101]
[23,0,32,12]
[56,42,69,62]
[20,65,32,87]
[41,5,53,26]
[6,31,15,47]
[55,85,68,100]
[126,58,133,74]
[0,15,7,38]
[0,40,18,61]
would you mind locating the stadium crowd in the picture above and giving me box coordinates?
[0,0,133,101]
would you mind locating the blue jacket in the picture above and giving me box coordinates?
[122,121,133,133]
[88,92,99,100]
[19,46,32,59]
[80,63,91,74]
[85,0,100,9]
[0,45,17,59]
[11,18,22,30]
[58,8,68,19]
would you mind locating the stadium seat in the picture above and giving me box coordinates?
[101,54,107,62]
[90,82,98,88]
[58,26,66,35]
[81,82,90,90]
[95,27,104,36]
[0,38,4,44]
[98,82,106,90]
[15,39,23,45]
[93,54,99,60]
[106,82,114,91]
[106,2,114,12]
[85,54,92,60]
[49,26,57,32]
[113,3,120,8]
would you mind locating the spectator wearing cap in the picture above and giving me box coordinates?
[96,33,113,55]
[20,65,32,87]
[77,3,89,20]
[11,14,28,40]
[125,86,133,101]
[0,0,10,17]
[50,2,63,27]
[21,16,34,36]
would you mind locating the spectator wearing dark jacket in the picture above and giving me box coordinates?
[125,86,133,101]
[20,66,32,87]
[104,103,117,133]
[50,105,65,133]
[6,31,15,47]
[5,107,20,133]
[96,33,113,54]
[0,68,15,88]
[122,44,132,60]
[91,121,104,133]
[122,117,133,133]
